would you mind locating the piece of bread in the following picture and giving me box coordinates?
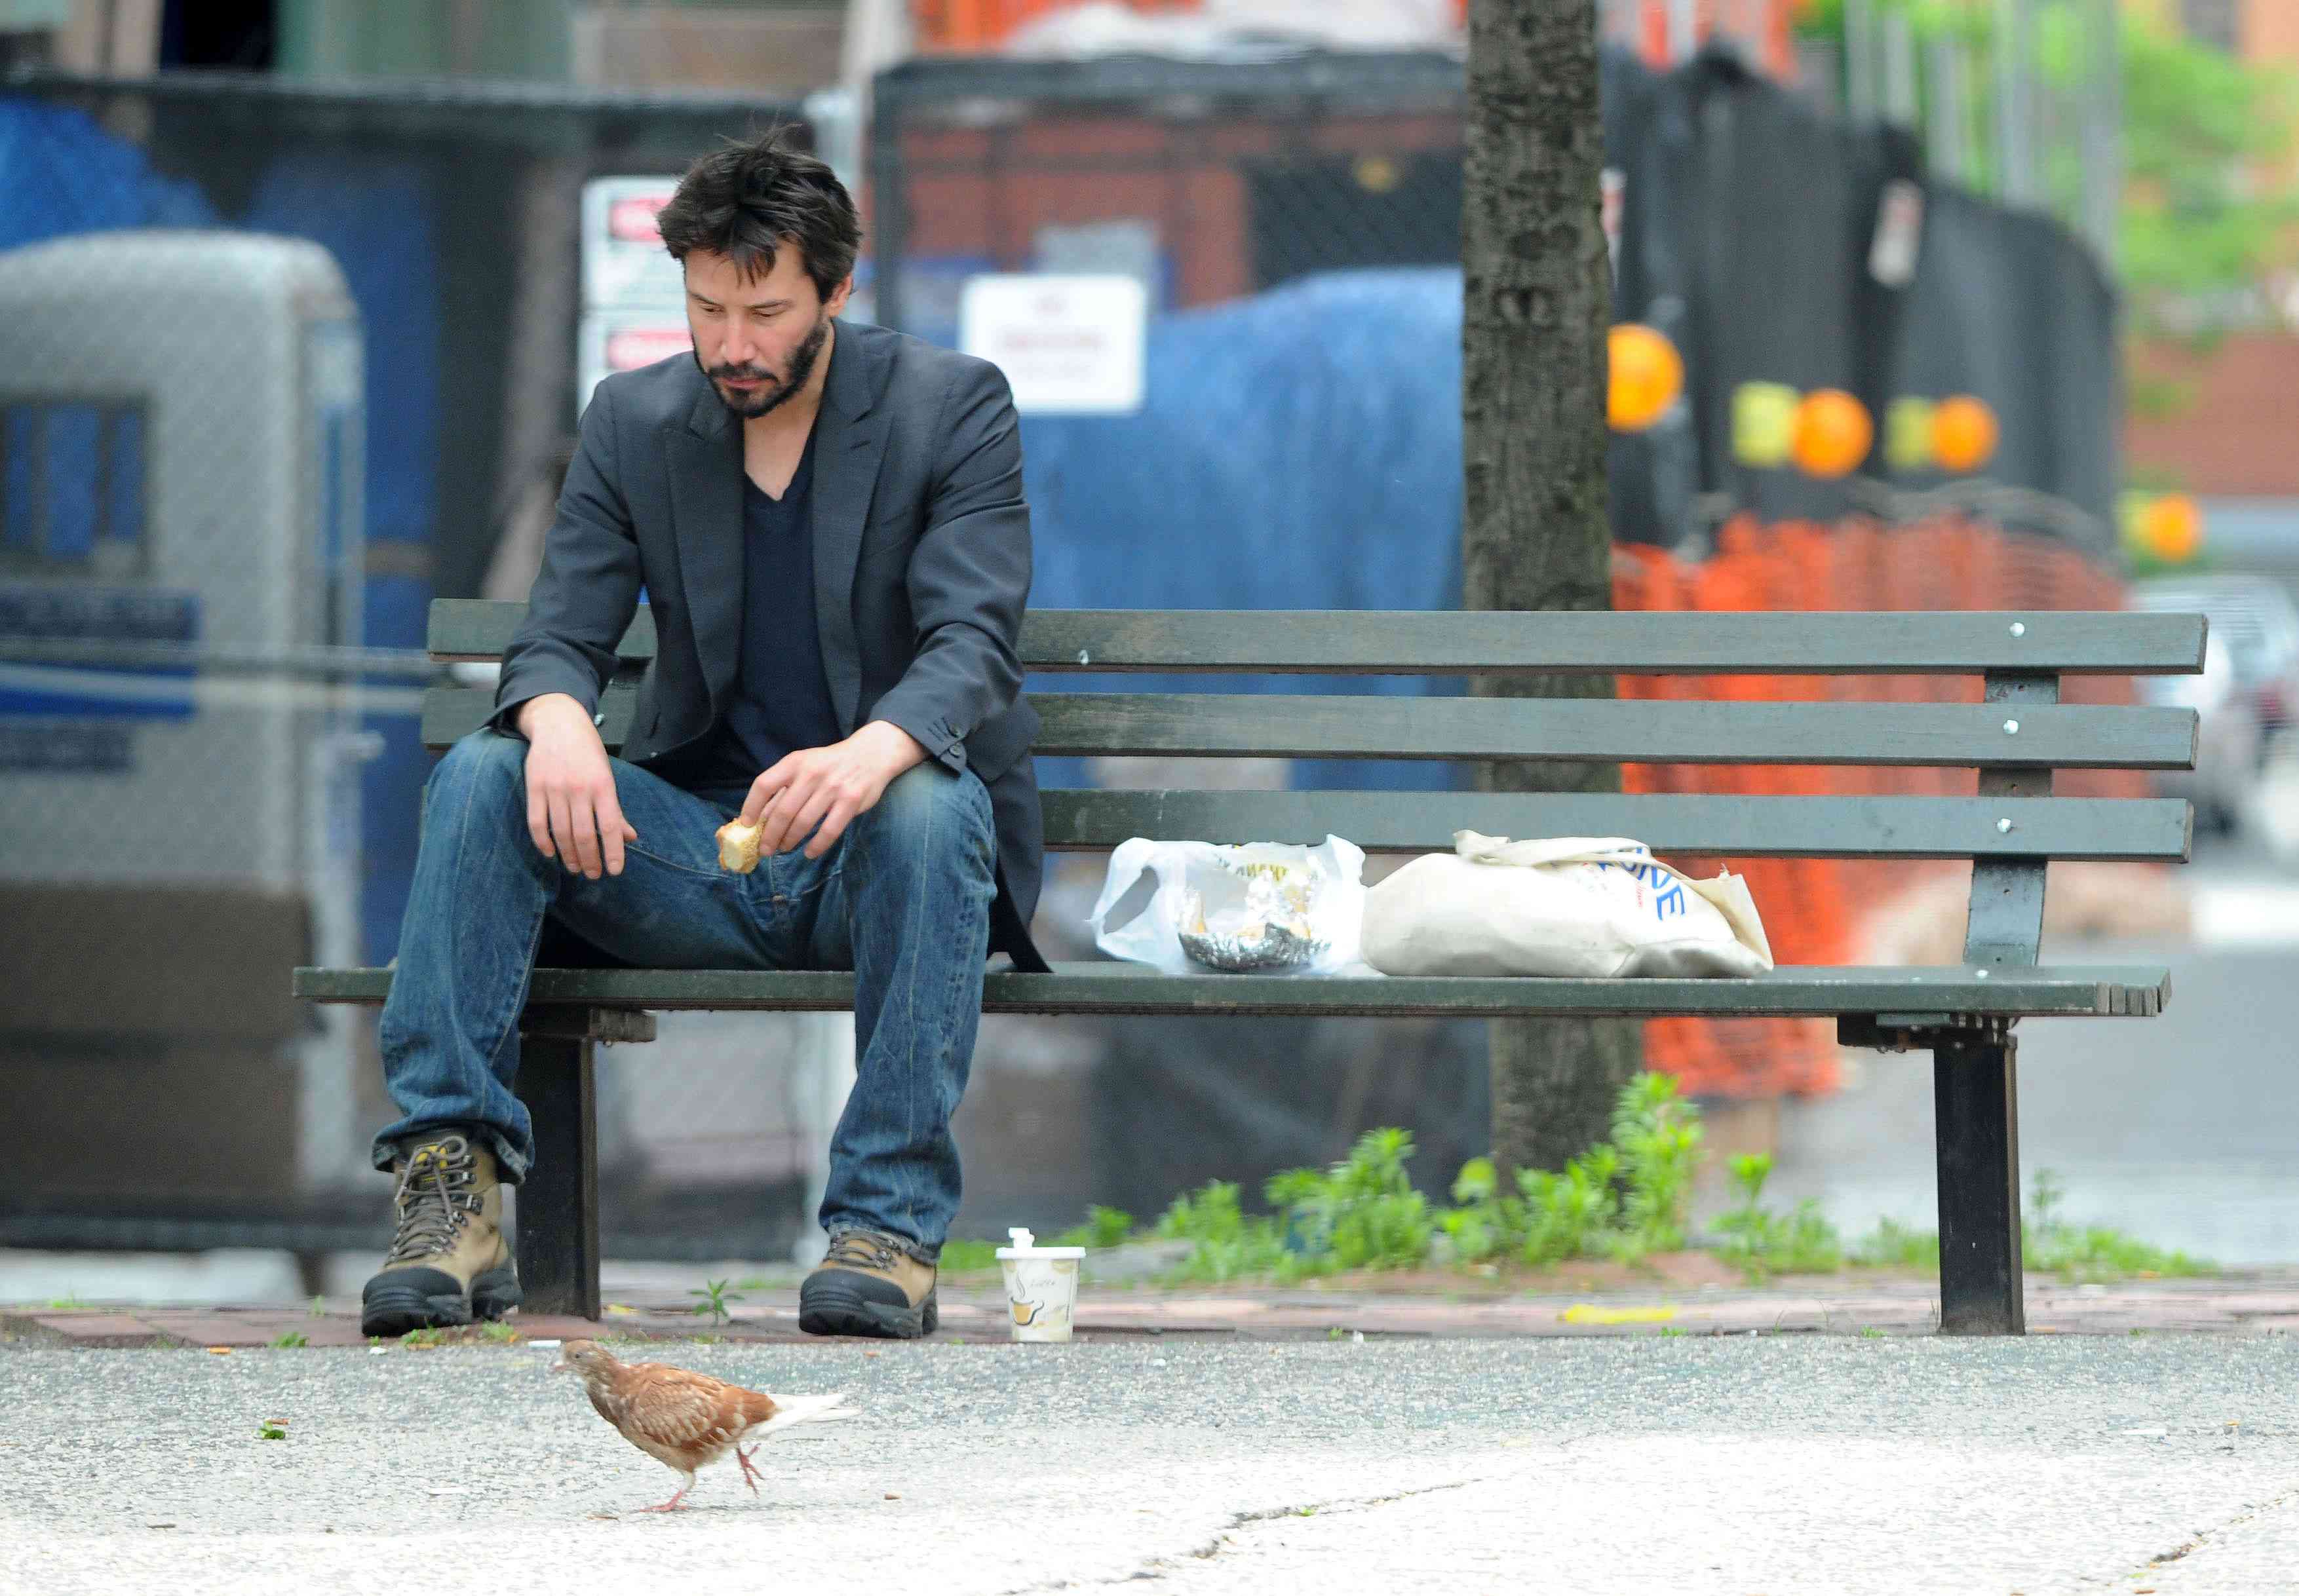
[715,815,763,874]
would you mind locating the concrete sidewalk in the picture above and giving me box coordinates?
[2,1332,2294,1595]
[9,1266,2299,1348]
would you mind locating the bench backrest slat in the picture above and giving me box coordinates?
[1040,790,2191,860]
[1030,693,2195,769]
[425,599,2207,677]
[420,684,2197,772]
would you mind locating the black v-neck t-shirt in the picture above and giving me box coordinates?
[662,431,844,791]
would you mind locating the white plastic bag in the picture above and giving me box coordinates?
[1361,832,1773,979]
[1089,836,1369,976]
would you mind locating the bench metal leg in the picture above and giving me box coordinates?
[514,1031,601,1321]
[1933,1035,2024,1335]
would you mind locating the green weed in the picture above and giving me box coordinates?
[688,1278,744,1327]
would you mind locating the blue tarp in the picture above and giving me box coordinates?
[0,98,216,244]
[1019,267,1469,793]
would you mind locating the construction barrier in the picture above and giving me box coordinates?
[1613,514,2143,1099]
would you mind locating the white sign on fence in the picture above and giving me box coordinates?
[958,274,1147,416]
[577,314,693,414]
[581,176,686,311]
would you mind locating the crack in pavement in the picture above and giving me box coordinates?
[2129,1485,2299,1578]
[997,1477,1490,1593]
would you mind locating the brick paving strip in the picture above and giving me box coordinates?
[10,1270,2298,1348]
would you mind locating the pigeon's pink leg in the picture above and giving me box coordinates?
[639,1479,693,1513]
[735,1444,764,1496]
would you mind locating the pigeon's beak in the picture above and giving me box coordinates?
[549,1357,568,1373]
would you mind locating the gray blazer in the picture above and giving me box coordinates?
[493,318,1048,971]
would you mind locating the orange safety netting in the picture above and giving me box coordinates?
[910,0,1801,68]
[1611,514,2142,1100]
[910,0,1195,51]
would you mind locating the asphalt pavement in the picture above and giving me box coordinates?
[3,1333,2295,1595]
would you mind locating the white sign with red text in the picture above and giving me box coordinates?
[958,274,1147,416]
[577,314,693,415]
[581,176,685,311]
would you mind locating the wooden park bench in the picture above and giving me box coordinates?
[296,600,2203,1336]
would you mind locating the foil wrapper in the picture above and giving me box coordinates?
[1177,919,1330,974]
[1176,870,1327,973]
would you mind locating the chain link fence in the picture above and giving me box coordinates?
[3,45,2136,1269]
[859,45,2133,1233]
[0,70,856,1264]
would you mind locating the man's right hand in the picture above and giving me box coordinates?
[516,693,637,879]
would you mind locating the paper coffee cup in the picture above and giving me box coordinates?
[994,1227,1086,1342]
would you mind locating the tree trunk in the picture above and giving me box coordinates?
[1462,0,1642,1177]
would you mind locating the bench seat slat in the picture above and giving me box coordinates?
[425,599,2207,676]
[420,685,2196,770]
[296,962,2170,1020]
[1040,792,2192,860]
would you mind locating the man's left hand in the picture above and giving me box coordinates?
[742,721,931,859]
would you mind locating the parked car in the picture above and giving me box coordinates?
[2129,576,2299,834]
[2136,574,2299,736]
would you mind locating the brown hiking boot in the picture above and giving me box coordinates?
[360,1131,519,1337]
[798,1229,938,1339]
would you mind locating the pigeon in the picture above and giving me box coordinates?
[551,1339,857,1512]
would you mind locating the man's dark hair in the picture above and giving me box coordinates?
[655,128,861,301]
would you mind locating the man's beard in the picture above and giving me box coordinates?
[698,313,830,419]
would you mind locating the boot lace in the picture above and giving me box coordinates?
[385,1135,480,1264]
[822,1232,904,1274]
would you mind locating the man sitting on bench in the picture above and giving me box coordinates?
[360,128,1046,1341]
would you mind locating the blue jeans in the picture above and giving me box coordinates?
[373,730,997,1261]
